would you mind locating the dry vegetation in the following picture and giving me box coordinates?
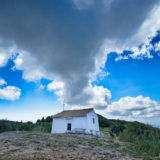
[0,131,140,160]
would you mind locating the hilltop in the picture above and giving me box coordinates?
[0,115,160,159]
[0,131,139,160]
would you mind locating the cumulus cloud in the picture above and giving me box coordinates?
[0,78,21,101]
[0,0,159,109]
[47,80,111,109]
[0,40,16,66]
[155,41,160,53]
[0,86,21,101]
[82,84,111,110]
[106,95,160,118]
[0,79,7,86]
[13,51,48,81]
[39,84,45,90]
[115,43,154,61]
[103,4,160,61]
[47,80,65,97]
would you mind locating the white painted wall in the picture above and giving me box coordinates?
[86,110,100,135]
[51,110,100,135]
[51,118,67,133]
[51,116,87,133]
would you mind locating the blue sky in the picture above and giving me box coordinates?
[0,0,160,125]
[101,50,160,103]
[0,58,61,121]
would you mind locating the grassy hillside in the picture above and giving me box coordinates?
[119,122,160,159]
[0,131,138,160]
[98,115,160,159]
[1,115,160,159]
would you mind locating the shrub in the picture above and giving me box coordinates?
[110,124,126,136]
[0,116,52,133]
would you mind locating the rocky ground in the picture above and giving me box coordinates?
[0,131,141,160]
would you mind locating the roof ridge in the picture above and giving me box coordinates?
[62,108,93,112]
[52,108,94,118]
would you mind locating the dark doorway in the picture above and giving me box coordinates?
[67,123,71,131]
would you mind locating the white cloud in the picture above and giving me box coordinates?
[106,95,160,118]
[115,43,154,61]
[47,80,111,110]
[0,0,159,111]
[0,79,7,86]
[47,80,65,97]
[103,4,160,61]
[0,86,21,101]
[115,55,129,61]
[155,41,160,52]
[39,84,45,90]
[132,4,160,46]
[0,53,8,66]
[126,4,160,59]
[84,84,111,110]
[13,1,160,110]
[13,51,48,81]
[0,41,16,66]
[130,44,153,59]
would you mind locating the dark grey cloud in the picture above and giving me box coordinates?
[0,0,159,108]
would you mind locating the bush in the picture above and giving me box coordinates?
[0,116,52,133]
[110,124,126,136]
[98,115,113,128]
[34,122,52,132]
[0,120,19,133]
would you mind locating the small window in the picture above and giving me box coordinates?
[93,118,95,124]
[67,123,71,131]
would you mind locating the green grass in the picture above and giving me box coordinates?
[99,115,160,159]
[119,122,160,159]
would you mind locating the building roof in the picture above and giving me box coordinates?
[52,108,93,118]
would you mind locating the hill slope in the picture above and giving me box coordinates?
[0,131,139,160]
[1,115,160,159]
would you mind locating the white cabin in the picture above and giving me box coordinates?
[51,108,100,136]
